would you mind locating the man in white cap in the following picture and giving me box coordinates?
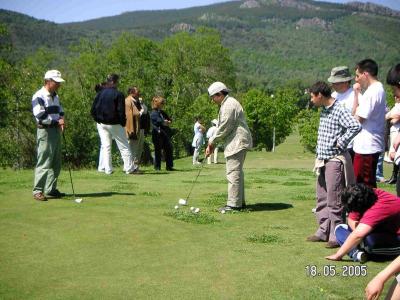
[206,81,252,212]
[32,70,66,201]
[206,119,219,164]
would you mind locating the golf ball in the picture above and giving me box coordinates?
[194,208,200,213]
[174,205,179,209]
[178,198,187,205]
[75,198,83,203]
[190,206,195,211]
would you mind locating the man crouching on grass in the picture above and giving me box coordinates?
[326,183,400,263]
[306,81,361,248]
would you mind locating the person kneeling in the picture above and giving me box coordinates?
[326,183,400,263]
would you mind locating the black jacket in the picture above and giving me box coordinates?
[91,87,126,126]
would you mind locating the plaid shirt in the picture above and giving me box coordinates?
[316,100,361,160]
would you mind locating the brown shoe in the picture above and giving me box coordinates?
[33,192,47,201]
[325,241,340,248]
[306,235,325,242]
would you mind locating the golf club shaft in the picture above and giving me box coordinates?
[62,131,76,198]
[185,160,205,202]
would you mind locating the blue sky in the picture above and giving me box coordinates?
[0,0,398,24]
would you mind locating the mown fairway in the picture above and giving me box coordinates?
[0,134,396,299]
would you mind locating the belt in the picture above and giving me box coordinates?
[37,124,58,129]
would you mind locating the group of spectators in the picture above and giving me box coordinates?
[30,60,400,298]
[90,74,176,173]
[30,72,252,213]
[307,60,400,299]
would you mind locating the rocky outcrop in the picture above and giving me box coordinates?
[240,0,261,9]
[296,17,330,29]
[277,0,317,11]
[170,23,195,33]
[347,2,400,17]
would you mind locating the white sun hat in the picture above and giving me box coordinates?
[208,81,230,96]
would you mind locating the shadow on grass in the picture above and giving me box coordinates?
[144,168,195,175]
[246,202,293,212]
[67,192,136,198]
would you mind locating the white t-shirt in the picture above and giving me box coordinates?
[332,88,354,112]
[353,81,386,154]
[332,88,355,149]
[387,103,400,132]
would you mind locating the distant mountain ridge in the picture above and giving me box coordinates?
[347,1,400,17]
[1,0,399,88]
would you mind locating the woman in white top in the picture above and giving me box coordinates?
[192,116,205,165]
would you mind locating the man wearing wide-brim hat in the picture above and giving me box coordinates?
[328,66,357,159]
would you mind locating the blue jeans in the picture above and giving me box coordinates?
[376,152,384,180]
[335,224,400,260]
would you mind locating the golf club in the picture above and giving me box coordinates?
[184,158,206,203]
[62,131,82,203]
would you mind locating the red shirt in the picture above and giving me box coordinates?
[348,189,400,235]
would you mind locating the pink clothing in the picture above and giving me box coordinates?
[349,189,400,235]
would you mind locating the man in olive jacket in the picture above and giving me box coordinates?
[206,81,252,212]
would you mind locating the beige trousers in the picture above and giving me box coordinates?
[128,129,145,166]
[226,150,247,208]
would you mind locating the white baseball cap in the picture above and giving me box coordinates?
[44,70,65,83]
[208,81,230,96]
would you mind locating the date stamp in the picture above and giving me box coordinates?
[305,265,367,277]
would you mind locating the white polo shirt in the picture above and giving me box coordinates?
[353,81,386,154]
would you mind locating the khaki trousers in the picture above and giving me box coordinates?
[315,160,344,242]
[33,127,62,194]
[226,150,247,208]
[129,129,145,166]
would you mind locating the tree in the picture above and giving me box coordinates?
[297,108,320,153]
[158,27,236,156]
[242,88,300,150]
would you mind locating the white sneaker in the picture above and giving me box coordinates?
[355,251,367,263]
[193,161,201,165]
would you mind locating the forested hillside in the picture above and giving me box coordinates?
[1,0,399,89]
[0,0,398,168]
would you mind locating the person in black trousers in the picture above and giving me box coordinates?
[150,96,174,171]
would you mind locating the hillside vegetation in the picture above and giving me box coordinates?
[1,0,399,88]
[0,0,398,168]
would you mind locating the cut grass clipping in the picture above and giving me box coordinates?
[246,233,283,244]
[165,210,220,224]
[204,192,227,207]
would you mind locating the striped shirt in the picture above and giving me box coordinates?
[316,100,361,160]
[32,86,64,125]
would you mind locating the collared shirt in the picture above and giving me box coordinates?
[32,86,64,125]
[316,100,361,160]
[209,95,252,157]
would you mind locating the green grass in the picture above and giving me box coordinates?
[0,133,397,299]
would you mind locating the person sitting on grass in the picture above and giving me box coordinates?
[326,183,400,263]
